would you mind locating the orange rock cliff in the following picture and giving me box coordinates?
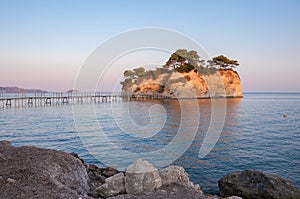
[122,69,242,99]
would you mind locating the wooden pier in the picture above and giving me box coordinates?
[0,92,172,109]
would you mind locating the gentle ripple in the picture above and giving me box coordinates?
[0,93,299,194]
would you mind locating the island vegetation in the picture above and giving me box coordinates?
[121,49,239,88]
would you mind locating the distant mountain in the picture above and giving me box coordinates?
[0,87,48,93]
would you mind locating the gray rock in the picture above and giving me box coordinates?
[96,173,126,198]
[159,166,189,185]
[218,170,300,199]
[70,152,85,164]
[0,140,89,199]
[125,159,162,194]
[102,167,120,178]
[86,164,107,191]
[159,165,203,193]
[108,182,205,199]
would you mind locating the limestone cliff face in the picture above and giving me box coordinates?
[218,69,242,97]
[122,69,242,98]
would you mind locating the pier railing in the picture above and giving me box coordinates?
[0,92,172,108]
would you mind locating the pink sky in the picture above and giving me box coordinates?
[1,1,299,92]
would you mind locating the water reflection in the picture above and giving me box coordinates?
[94,98,242,166]
[2,94,299,194]
[90,97,243,189]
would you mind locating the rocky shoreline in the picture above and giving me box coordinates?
[1,141,299,199]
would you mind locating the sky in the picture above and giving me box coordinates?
[0,0,300,92]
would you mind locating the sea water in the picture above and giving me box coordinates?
[0,93,299,194]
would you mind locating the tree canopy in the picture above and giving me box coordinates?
[123,70,134,77]
[165,49,205,73]
[208,55,239,69]
[121,49,240,88]
[133,67,145,77]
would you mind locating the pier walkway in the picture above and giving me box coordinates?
[0,92,172,108]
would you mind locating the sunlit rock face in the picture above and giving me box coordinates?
[122,69,242,99]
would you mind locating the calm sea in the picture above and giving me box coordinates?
[0,93,299,194]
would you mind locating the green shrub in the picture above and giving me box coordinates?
[120,78,133,87]
[175,63,195,73]
[195,65,217,75]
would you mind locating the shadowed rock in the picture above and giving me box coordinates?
[0,141,90,199]
[218,170,300,199]
[86,164,107,193]
[96,173,126,198]
[102,167,120,178]
[70,152,85,164]
[108,182,205,199]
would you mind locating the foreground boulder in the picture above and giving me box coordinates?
[103,159,205,199]
[159,166,189,185]
[6,140,297,199]
[102,167,120,178]
[86,164,120,192]
[96,173,126,198]
[218,170,300,199]
[0,141,89,199]
[125,159,162,194]
[109,182,205,199]
[86,164,107,192]
[159,165,201,191]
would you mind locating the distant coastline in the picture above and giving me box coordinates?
[0,86,48,93]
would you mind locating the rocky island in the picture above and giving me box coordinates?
[121,50,242,99]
